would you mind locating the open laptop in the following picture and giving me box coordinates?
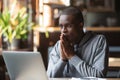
[2,51,48,80]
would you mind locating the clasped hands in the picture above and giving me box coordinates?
[60,33,75,61]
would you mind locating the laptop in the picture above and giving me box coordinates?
[2,51,48,80]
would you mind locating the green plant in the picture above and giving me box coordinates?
[0,7,34,44]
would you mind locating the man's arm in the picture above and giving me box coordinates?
[47,41,67,77]
[69,35,108,77]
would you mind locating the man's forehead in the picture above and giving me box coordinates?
[60,15,74,19]
[59,15,74,23]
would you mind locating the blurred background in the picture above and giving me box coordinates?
[0,0,120,79]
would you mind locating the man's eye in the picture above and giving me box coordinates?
[59,25,63,28]
[66,24,72,28]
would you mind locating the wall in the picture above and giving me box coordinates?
[85,12,118,27]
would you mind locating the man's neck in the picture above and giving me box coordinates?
[73,32,85,45]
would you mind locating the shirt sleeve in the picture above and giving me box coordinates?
[47,41,67,77]
[69,35,109,77]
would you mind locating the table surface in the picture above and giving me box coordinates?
[109,58,120,67]
[1,53,119,67]
[49,78,120,80]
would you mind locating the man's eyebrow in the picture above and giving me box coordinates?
[58,24,62,27]
[58,24,61,26]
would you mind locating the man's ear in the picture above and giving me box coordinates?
[79,22,83,27]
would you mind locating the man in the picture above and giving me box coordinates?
[47,6,108,78]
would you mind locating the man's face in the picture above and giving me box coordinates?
[59,15,83,44]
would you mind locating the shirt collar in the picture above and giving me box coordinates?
[78,31,94,47]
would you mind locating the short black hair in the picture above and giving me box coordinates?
[60,6,84,24]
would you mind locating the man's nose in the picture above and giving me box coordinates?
[61,26,67,33]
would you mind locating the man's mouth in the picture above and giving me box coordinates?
[65,35,71,42]
[61,33,72,41]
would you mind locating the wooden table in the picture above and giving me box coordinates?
[49,78,120,80]
[108,58,120,78]
[109,58,120,67]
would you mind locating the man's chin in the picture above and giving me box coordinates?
[69,39,76,44]
[66,36,74,43]
[67,38,73,43]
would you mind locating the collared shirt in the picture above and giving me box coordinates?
[47,31,108,78]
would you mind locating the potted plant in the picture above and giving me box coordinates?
[0,7,34,50]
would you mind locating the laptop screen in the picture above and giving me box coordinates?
[2,51,48,80]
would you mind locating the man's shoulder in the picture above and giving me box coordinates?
[94,33,106,40]
[85,31,107,43]
[53,40,60,48]
[56,40,60,45]
[87,31,106,39]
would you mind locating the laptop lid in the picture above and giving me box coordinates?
[2,51,48,80]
